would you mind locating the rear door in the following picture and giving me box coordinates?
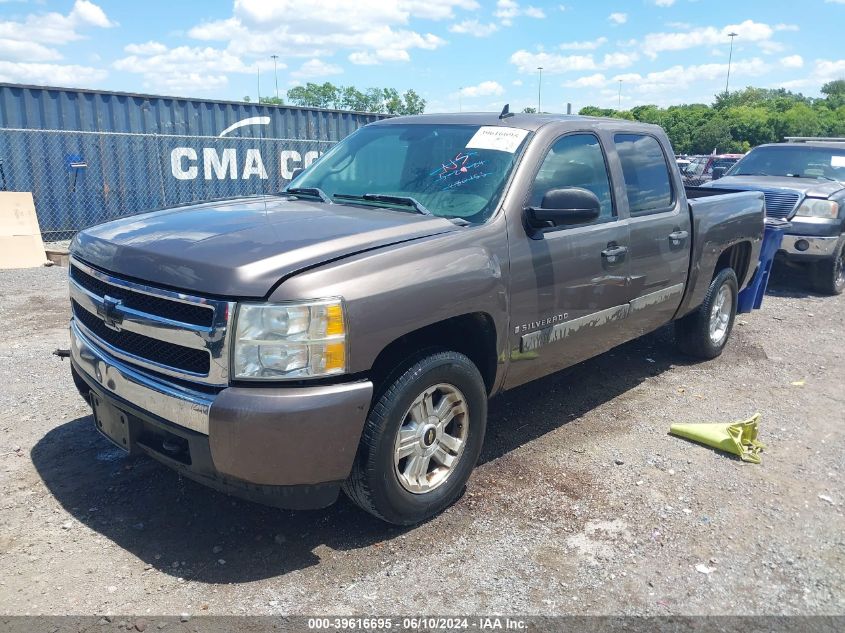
[504,132,633,389]
[612,133,691,336]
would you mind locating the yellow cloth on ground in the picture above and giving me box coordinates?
[669,413,765,464]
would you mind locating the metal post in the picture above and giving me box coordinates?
[725,32,738,95]
[257,66,261,103]
[271,55,279,100]
[537,67,543,113]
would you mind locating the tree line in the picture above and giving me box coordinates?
[579,80,845,155]
[244,82,426,115]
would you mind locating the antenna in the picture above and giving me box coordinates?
[499,103,514,119]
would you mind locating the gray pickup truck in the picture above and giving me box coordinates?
[67,112,764,525]
[705,138,845,294]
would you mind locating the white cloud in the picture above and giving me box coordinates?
[0,61,107,87]
[349,49,411,65]
[0,39,62,63]
[641,20,777,59]
[510,50,638,74]
[780,55,804,69]
[612,58,771,96]
[457,81,505,97]
[608,13,627,25]
[562,73,607,88]
[449,19,499,37]
[124,41,168,56]
[512,79,523,86]
[654,0,675,5]
[291,58,343,78]
[781,58,845,90]
[187,1,452,64]
[559,37,607,51]
[113,45,257,94]
[0,1,113,86]
[774,23,799,31]
[495,0,545,25]
[602,52,638,68]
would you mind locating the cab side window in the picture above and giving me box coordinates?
[614,133,675,215]
[529,134,614,222]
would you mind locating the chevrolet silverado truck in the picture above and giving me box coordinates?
[705,138,845,295]
[67,112,764,525]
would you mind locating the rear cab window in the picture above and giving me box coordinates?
[614,133,675,215]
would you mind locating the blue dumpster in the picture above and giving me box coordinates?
[737,217,791,313]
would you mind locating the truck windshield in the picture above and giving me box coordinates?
[289,124,530,224]
[730,146,845,181]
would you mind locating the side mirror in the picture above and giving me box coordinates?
[290,167,305,181]
[525,187,601,234]
[711,166,726,180]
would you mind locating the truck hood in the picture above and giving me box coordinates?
[71,196,459,297]
[705,175,845,199]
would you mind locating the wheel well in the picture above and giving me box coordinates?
[369,313,498,397]
[714,241,752,286]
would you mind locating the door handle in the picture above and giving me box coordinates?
[601,245,628,263]
[669,230,689,241]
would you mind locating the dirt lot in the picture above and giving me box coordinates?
[0,263,842,617]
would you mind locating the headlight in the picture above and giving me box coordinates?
[794,199,839,219]
[233,299,346,380]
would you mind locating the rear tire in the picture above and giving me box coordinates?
[343,351,487,525]
[675,268,738,360]
[811,237,845,296]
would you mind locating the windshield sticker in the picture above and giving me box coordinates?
[431,151,492,190]
[466,126,529,153]
[832,156,845,168]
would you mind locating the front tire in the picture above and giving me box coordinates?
[343,351,487,525]
[812,237,845,296]
[675,268,738,360]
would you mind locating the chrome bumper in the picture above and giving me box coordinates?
[779,235,840,257]
[71,321,213,435]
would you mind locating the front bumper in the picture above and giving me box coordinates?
[778,234,841,260]
[70,322,373,509]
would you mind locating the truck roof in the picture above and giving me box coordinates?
[372,112,664,135]
[757,141,845,150]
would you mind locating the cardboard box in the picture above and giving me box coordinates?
[0,192,47,269]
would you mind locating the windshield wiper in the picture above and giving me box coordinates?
[284,187,331,203]
[333,193,432,216]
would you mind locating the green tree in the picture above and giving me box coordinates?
[821,79,845,109]
[259,96,284,105]
[522,107,537,113]
[287,82,341,108]
[691,118,734,154]
[400,89,426,115]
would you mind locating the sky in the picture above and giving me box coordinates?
[0,0,844,113]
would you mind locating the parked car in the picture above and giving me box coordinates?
[683,154,744,186]
[67,112,765,525]
[704,138,845,294]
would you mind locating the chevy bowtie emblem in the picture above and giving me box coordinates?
[97,295,124,331]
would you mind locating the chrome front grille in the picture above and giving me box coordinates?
[68,257,234,386]
[761,190,801,218]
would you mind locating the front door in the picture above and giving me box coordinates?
[505,132,632,389]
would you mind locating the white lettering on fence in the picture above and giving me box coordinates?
[171,148,198,180]
[203,148,237,180]
[170,147,323,181]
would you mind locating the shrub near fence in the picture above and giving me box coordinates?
[0,128,335,241]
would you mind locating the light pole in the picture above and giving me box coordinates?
[617,80,622,110]
[537,66,543,113]
[270,54,280,100]
[725,32,738,95]
[458,87,463,112]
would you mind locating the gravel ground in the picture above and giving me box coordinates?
[0,263,842,617]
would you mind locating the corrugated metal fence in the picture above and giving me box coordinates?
[0,84,385,240]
